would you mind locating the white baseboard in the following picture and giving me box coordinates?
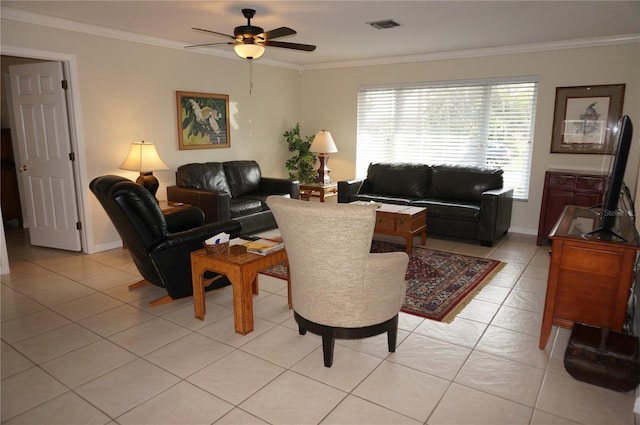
[87,240,123,254]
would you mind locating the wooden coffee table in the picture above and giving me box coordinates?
[372,203,427,253]
[190,247,290,334]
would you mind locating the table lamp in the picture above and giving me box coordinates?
[119,140,169,200]
[309,130,338,184]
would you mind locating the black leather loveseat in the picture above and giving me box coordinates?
[167,160,299,235]
[338,163,513,246]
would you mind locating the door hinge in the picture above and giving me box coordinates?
[69,152,75,161]
[76,221,82,230]
[61,80,68,90]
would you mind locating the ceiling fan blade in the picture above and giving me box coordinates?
[263,27,296,40]
[185,41,233,49]
[265,40,316,52]
[192,27,235,40]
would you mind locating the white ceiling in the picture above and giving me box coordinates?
[2,1,640,68]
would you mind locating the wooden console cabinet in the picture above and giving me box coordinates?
[539,205,639,349]
[537,170,606,245]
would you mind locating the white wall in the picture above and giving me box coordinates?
[1,18,301,252]
[299,43,640,234]
[2,17,639,248]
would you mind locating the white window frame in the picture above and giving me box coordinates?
[356,77,538,200]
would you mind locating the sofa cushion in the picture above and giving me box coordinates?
[224,160,261,198]
[428,165,503,202]
[355,194,411,206]
[411,199,480,221]
[367,163,431,199]
[175,162,230,195]
[229,198,262,218]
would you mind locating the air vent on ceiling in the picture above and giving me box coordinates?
[367,19,400,30]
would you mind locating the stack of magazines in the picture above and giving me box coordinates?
[242,236,284,255]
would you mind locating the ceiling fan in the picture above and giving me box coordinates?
[187,8,316,60]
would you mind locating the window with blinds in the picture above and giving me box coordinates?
[356,79,538,200]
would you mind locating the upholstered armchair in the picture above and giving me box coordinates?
[90,175,242,305]
[266,196,408,367]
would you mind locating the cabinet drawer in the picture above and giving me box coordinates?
[396,215,413,232]
[548,174,576,189]
[576,176,606,192]
[375,212,396,231]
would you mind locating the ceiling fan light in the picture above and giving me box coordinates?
[234,43,265,59]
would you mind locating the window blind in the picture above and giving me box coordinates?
[356,80,538,199]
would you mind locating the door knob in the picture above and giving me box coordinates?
[18,164,27,172]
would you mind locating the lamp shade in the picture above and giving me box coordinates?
[119,141,169,172]
[310,130,338,153]
[234,43,265,60]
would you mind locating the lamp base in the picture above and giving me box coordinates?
[136,171,160,200]
[314,153,333,185]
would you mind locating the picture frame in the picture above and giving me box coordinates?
[550,84,625,154]
[177,91,230,149]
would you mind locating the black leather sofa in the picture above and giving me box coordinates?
[167,160,299,235]
[338,163,513,246]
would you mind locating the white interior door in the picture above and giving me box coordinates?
[9,61,81,251]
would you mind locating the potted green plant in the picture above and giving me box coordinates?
[283,123,316,184]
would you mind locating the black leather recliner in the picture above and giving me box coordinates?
[90,175,242,303]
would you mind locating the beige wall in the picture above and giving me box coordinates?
[2,17,639,250]
[300,43,640,234]
[1,19,301,251]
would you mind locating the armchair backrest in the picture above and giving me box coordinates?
[266,196,379,319]
[90,175,166,283]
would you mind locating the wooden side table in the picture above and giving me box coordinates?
[191,247,290,334]
[159,200,191,213]
[299,183,338,202]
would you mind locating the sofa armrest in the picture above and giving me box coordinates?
[338,179,365,203]
[478,187,514,245]
[167,185,231,224]
[155,219,242,252]
[259,177,300,199]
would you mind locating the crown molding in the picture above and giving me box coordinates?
[301,34,640,71]
[3,7,638,73]
[0,7,299,70]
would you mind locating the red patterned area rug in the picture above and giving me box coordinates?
[260,240,505,322]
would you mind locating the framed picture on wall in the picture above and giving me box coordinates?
[177,91,230,149]
[550,84,625,154]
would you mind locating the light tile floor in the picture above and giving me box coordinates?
[1,225,637,425]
